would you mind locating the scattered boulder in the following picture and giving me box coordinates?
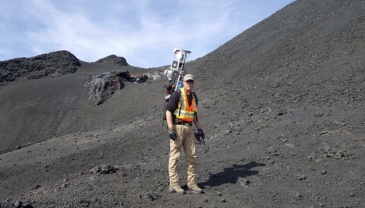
[237,177,250,188]
[90,165,119,174]
[13,200,34,208]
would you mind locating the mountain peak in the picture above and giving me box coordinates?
[95,55,129,66]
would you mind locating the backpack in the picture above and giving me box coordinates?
[164,83,173,94]
[162,88,198,126]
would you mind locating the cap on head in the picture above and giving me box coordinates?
[183,74,194,82]
[173,48,179,53]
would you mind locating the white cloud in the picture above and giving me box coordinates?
[0,0,296,67]
[0,49,8,55]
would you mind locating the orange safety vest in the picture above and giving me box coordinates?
[174,88,198,122]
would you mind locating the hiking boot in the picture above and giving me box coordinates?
[169,184,185,194]
[188,183,203,194]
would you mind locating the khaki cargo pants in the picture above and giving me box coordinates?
[169,124,197,185]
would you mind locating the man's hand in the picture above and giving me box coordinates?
[168,127,176,140]
[194,129,205,144]
[198,129,205,140]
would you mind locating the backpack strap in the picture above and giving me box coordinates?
[177,89,182,118]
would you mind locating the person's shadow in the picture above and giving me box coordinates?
[199,161,266,187]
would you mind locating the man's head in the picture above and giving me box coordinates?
[183,74,194,91]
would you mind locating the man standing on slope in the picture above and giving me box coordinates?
[166,74,205,194]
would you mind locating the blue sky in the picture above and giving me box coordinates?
[0,0,295,68]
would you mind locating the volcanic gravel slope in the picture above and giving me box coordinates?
[1,0,365,207]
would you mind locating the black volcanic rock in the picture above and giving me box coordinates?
[95,55,129,66]
[0,50,80,86]
[84,71,125,105]
[84,71,151,105]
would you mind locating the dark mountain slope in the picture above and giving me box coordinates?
[187,0,364,133]
[193,0,364,90]
[0,0,364,207]
[0,53,154,153]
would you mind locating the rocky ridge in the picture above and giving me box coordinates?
[95,54,129,66]
[0,50,80,86]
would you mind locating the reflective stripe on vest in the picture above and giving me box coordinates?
[174,88,198,122]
